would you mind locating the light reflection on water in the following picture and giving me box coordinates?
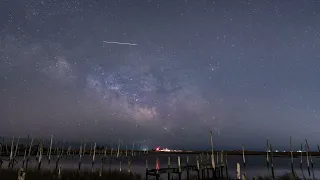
[2,154,320,179]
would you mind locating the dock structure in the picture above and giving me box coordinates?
[145,155,227,180]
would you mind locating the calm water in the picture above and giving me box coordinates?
[2,154,320,179]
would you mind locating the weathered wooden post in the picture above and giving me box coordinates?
[22,137,29,168]
[0,143,2,169]
[168,156,171,180]
[305,139,315,179]
[186,156,190,180]
[117,140,121,158]
[37,139,43,170]
[145,158,149,180]
[290,136,294,175]
[221,151,224,179]
[55,140,63,171]
[110,147,113,170]
[216,151,219,178]
[270,144,274,180]
[300,143,303,170]
[12,136,20,168]
[266,138,269,171]
[225,153,229,179]
[236,163,241,179]
[92,143,96,172]
[48,135,53,164]
[156,156,160,180]
[210,130,216,179]
[82,142,86,157]
[78,142,83,172]
[196,156,200,180]
[25,138,33,170]
[242,144,246,179]
[128,160,132,173]
[132,141,135,157]
[178,156,182,180]
[8,136,14,168]
[305,143,310,178]
[89,143,92,157]
[125,144,128,158]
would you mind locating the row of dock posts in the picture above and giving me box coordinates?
[145,151,228,180]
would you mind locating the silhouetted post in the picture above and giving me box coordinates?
[48,135,53,164]
[168,156,171,180]
[217,151,219,178]
[131,142,135,157]
[270,144,274,180]
[12,137,20,168]
[109,147,113,170]
[22,136,29,168]
[305,143,311,178]
[290,136,294,175]
[55,141,63,171]
[117,140,120,158]
[178,156,181,180]
[156,156,160,180]
[196,156,200,180]
[92,143,96,172]
[225,153,229,179]
[211,153,216,179]
[266,138,269,171]
[25,138,33,170]
[37,139,43,170]
[78,142,83,172]
[306,141,315,179]
[0,143,2,169]
[8,136,14,168]
[186,156,190,180]
[145,158,148,180]
[300,143,303,169]
[242,144,246,179]
[221,151,224,179]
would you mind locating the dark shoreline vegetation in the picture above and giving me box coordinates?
[0,168,142,180]
[0,169,301,180]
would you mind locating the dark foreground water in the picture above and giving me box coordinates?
[2,154,320,179]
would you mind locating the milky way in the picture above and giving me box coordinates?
[1,0,320,150]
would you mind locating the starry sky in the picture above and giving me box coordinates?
[1,0,320,151]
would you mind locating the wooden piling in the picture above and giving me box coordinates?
[236,163,241,179]
[48,135,53,164]
[290,136,294,175]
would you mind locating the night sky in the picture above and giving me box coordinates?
[1,0,320,151]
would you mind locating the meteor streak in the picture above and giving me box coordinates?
[103,41,137,46]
